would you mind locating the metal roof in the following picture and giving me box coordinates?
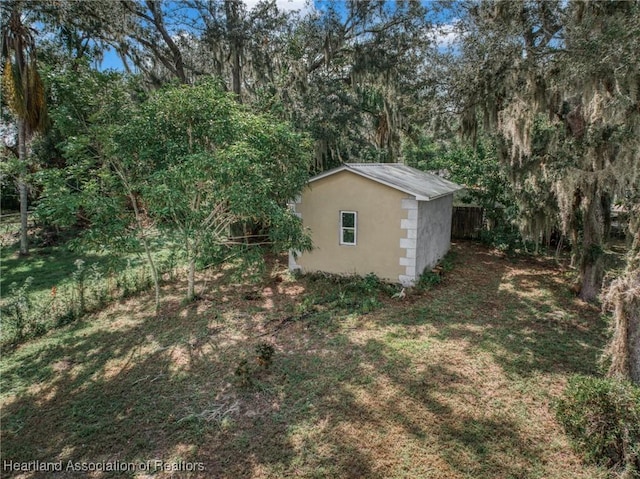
[309,163,463,201]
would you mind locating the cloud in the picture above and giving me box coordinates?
[243,0,311,14]
[432,22,460,48]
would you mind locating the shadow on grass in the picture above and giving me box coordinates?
[0,242,606,479]
[335,337,550,478]
[1,297,380,478]
[385,243,608,379]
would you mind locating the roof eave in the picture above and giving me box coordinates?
[422,187,464,202]
[307,165,349,183]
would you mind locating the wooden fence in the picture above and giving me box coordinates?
[452,206,484,239]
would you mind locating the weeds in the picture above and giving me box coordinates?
[255,343,275,369]
[234,342,276,388]
[416,251,457,291]
[235,359,254,387]
[556,375,640,475]
[304,271,397,314]
[417,270,443,289]
[4,278,36,341]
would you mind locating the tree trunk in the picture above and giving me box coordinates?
[601,193,612,242]
[231,45,241,99]
[187,258,196,301]
[569,225,579,268]
[18,119,29,256]
[130,194,161,314]
[606,269,640,386]
[112,161,162,314]
[225,0,242,100]
[578,195,604,302]
[579,259,602,302]
[630,303,640,385]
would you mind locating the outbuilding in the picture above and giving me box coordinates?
[289,163,463,286]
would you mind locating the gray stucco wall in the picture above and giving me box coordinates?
[415,194,454,276]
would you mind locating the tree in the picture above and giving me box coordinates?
[405,134,514,231]
[193,0,293,101]
[1,2,48,255]
[31,60,166,310]
[110,80,312,301]
[278,0,438,170]
[604,206,640,385]
[454,0,640,301]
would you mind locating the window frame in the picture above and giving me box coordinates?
[339,210,357,246]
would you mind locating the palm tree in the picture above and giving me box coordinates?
[2,2,47,256]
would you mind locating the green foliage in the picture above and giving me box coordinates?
[417,270,442,290]
[255,343,275,369]
[4,277,38,341]
[34,61,139,241]
[416,252,457,291]
[556,375,640,474]
[303,272,395,314]
[113,81,311,298]
[35,76,312,301]
[440,251,456,273]
[455,0,640,299]
[234,359,253,388]
[479,225,529,254]
[405,136,513,223]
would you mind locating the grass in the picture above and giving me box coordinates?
[0,226,179,346]
[0,229,174,299]
[0,242,612,478]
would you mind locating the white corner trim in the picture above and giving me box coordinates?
[400,219,417,230]
[289,250,302,272]
[399,275,415,287]
[399,198,418,285]
[399,238,415,249]
[289,201,303,272]
[401,198,418,210]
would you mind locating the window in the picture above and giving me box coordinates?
[340,211,357,245]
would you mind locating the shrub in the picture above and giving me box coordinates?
[255,342,275,369]
[304,271,394,314]
[416,251,457,291]
[479,225,523,252]
[234,359,253,387]
[416,270,442,290]
[556,375,640,475]
[234,343,276,388]
[4,277,35,340]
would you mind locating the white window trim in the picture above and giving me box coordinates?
[339,210,357,245]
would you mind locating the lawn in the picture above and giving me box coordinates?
[0,223,178,346]
[0,242,611,478]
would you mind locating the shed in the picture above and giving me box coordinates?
[289,163,462,286]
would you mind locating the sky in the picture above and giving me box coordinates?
[97,0,458,71]
[245,0,310,12]
[98,0,313,71]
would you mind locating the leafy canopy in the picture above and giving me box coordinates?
[114,79,312,255]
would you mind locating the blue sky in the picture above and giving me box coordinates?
[97,0,458,71]
[98,0,312,71]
